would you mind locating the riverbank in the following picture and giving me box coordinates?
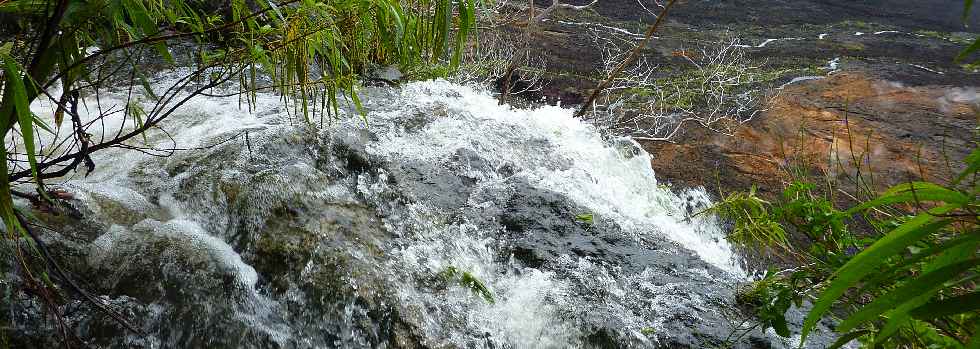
[498,0,978,199]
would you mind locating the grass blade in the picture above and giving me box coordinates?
[2,53,43,187]
[828,330,870,349]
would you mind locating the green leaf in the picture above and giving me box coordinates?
[459,270,495,304]
[837,259,980,333]
[828,330,871,349]
[127,101,149,144]
[872,240,980,344]
[350,87,365,123]
[136,69,159,101]
[440,266,495,304]
[954,147,980,186]
[800,206,957,343]
[847,182,968,215]
[0,141,20,234]
[773,316,791,337]
[957,37,980,63]
[967,321,980,349]
[575,213,594,224]
[910,292,980,320]
[32,114,54,134]
[153,42,175,64]
[924,230,980,274]
[0,115,29,248]
[0,0,44,14]
[860,233,980,294]
[1,53,43,187]
[966,0,975,23]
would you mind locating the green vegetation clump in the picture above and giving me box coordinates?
[707,186,789,251]
[714,151,980,347]
[575,213,595,225]
[439,266,495,304]
[916,30,978,46]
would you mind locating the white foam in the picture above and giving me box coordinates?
[779,76,826,89]
[37,74,750,346]
[369,80,744,277]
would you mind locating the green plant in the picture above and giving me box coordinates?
[706,186,789,251]
[575,213,595,225]
[736,269,808,337]
[801,162,980,347]
[717,153,979,347]
[778,182,858,269]
[959,0,980,64]
[439,266,495,304]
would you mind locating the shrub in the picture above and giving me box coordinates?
[715,149,980,347]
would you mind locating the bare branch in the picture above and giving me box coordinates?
[586,34,773,142]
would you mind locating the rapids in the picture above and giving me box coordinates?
[6,75,837,348]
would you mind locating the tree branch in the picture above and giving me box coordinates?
[575,0,677,118]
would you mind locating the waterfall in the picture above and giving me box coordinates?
[10,75,837,348]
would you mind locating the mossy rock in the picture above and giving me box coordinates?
[251,209,319,294]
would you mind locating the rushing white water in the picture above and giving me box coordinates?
[13,73,806,347]
[364,81,743,276]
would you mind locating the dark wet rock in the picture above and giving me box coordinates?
[365,65,405,86]
[326,127,381,176]
[387,159,474,212]
[458,175,838,348]
[8,79,847,348]
[611,137,644,160]
[450,147,494,174]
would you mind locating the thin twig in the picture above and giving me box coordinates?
[575,0,677,118]
[14,212,144,335]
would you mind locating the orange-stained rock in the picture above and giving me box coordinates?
[645,72,978,202]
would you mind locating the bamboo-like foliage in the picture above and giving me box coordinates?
[800,169,980,347]
[0,0,474,340]
[716,153,980,347]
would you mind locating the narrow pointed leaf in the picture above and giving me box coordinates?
[910,292,980,320]
[956,38,980,63]
[837,259,980,333]
[847,182,968,214]
[967,0,975,22]
[828,330,870,349]
[801,207,957,343]
[953,147,980,185]
[2,53,43,186]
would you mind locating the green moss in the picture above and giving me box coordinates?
[839,20,877,31]
[839,41,866,52]
[305,254,352,301]
[251,208,317,293]
[916,30,977,46]
[961,62,980,73]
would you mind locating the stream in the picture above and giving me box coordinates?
[7,75,838,348]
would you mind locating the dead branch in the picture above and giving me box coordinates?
[575,0,678,117]
[586,34,772,142]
